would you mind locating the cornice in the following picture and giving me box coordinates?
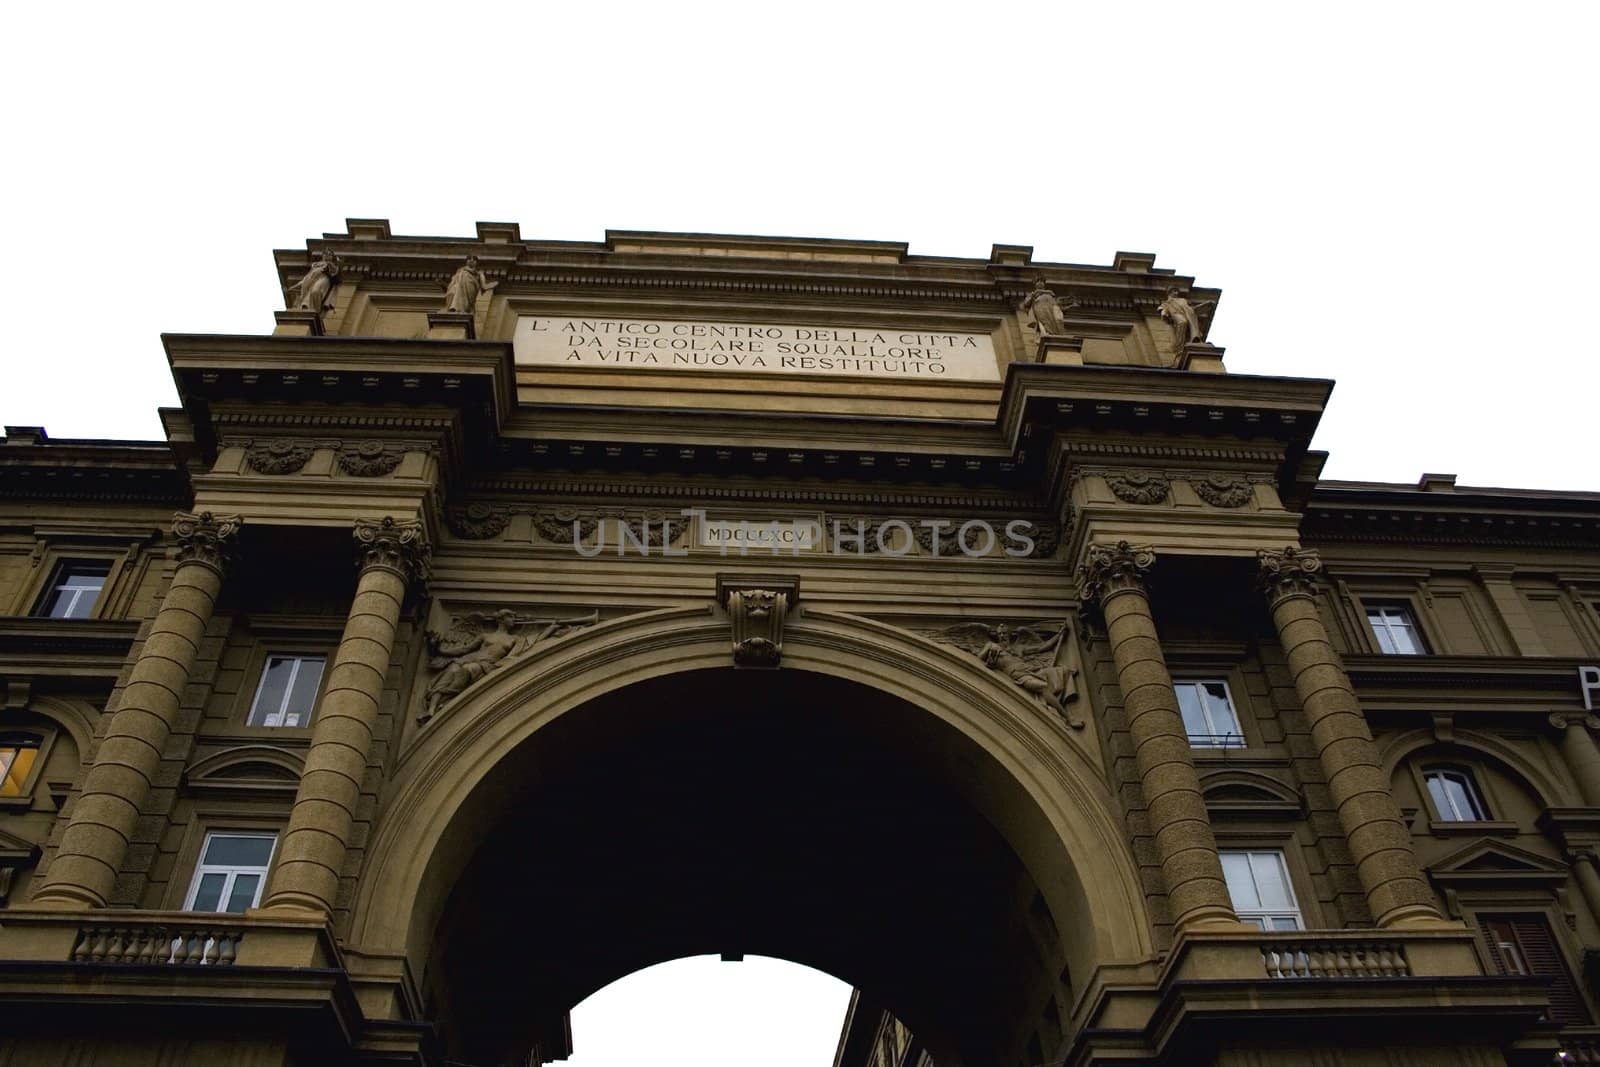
[460,477,1045,510]
[1344,655,1596,694]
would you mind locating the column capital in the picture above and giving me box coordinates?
[1548,711,1600,733]
[171,510,242,575]
[353,516,431,587]
[1258,545,1324,605]
[1076,541,1155,606]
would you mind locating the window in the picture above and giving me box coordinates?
[1221,849,1303,930]
[0,736,41,797]
[1175,680,1245,748]
[35,561,110,619]
[1366,603,1426,654]
[246,654,326,727]
[1423,766,1489,821]
[1480,915,1591,1024]
[183,832,276,913]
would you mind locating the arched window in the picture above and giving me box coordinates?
[0,735,42,797]
[1423,766,1489,822]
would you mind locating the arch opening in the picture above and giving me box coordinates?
[416,667,1102,1066]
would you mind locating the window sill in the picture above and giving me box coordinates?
[1428,820,1519,837]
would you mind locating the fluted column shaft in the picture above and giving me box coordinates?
[262,518,429,916]
[1259,547,1441,928]
[1079,542,1238,932]
[33,512,241,908]
[1549,713,1600,807]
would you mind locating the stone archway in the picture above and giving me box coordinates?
[347,607,1152,1064]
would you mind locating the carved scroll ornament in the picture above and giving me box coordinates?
[1190,474,1253,509]
[1106,471,1171,505]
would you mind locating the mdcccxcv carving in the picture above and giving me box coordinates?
[421,609,599,722]
[923,621,1083,728]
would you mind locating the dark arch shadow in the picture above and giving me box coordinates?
[425,668,1079,1067]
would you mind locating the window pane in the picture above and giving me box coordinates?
[202,834,275,867]
[1249,853,1294,910]
[190,872,226,912]
[1175,684,1211,740]
[224,873,262,913]
[1221,852,1262,910]
[42,565,109,619]
[282,656,325,726]
[1269,915,1303,931]
[1201,683,1242,740]
[0,745,38,796]
[249,657,296,726]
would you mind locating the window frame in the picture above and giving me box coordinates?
[1219,847,1306,931]
[181,830,278,914]
[1364,601,1429,655]
[31,559,114,621]
[1172,677,1247,749]
[244,652,328,729]
[1421,764,1491,823]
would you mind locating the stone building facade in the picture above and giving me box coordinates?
[0,222,1595,1066]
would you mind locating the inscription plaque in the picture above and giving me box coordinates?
[515,316,1000,382]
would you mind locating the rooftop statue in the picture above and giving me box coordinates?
[1158,286,1216,350]
[1020,277,1076,337]
[284,251,340,313]
[441,254,498,314]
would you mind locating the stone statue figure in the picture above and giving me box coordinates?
[1158,286,1216,350]
[441,255,498,314]
[420,608,598,722]
[922,620,1083,727]
[1021,278,1075,337]
[284,252,341,313]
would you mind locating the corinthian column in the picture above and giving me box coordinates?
[34,512,241,908]
[1547,713,1600,807]
[1258,547,1441,928]
[1078,542,1238,932]
[261,517,430,916]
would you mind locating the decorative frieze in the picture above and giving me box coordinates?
[1105,470,1171,505]
[244,440,314,475]
[447,503,512,540]
[171,510,242,574]
[420,608,598,722]
[1189,474,1253,509]
[337,441,404,477]
[922,621,1082,727]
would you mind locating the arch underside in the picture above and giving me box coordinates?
[349,611,1153,1065]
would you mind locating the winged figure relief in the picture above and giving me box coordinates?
[420,609,599,723]
[923,621,1083,728]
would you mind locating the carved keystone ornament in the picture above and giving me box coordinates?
[717,574,799,668]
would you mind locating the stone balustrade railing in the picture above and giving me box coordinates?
[1260,936,1410,979]
[70,923,244,965]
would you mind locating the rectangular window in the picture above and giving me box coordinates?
[35,561,110,620]
[1366,604,1426,654]
[1221,849,1303,930]
[1424,767,1489,821]
[0,738,41,797]
[246,654,326,727]
[183,832,276,913]
[1174,680,1245,748]
[1479,914,1591,1025]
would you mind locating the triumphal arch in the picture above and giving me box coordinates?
[0,222,1597,1065]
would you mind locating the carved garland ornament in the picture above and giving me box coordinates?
[245,440,313,475]
[448,503,512,540]
[353,517,431,587]
[1189,474,1254,509]
[337,441,403,478]
[1106,471,1171,505]
[172,511,242,574]
[532,509,600,545]
[1257,546,1323,605]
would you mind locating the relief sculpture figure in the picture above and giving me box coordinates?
[284,251,340,312]
[1020,277,1075,337]
[441,254,498,314]
[924,620,1083,727]
[1158,286,1215,350]
[421,608,598,722]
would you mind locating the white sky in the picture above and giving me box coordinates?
[3,2,1597,1062]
